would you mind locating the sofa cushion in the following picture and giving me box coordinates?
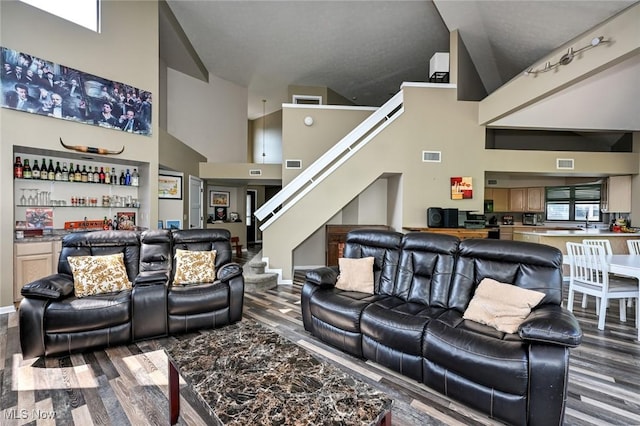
[67,253,132,298]
[168,281,229,315]
[336,257,374,293]
[463,278,545,334]
[173,249,217,285]
[44,290,131,333]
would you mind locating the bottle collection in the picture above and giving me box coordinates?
[14,156,140,186]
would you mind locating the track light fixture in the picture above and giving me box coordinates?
[523,36,608,77]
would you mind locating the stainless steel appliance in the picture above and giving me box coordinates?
[522,213,538,225]
[502,215,514,225]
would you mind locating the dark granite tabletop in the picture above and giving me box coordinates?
[164,320,392,425]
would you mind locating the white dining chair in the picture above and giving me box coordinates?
[582,239,613,309]
[566,242,639,330]
[627,239,640,255]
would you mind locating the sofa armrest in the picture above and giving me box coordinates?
[218,263,243,282]
[305,267,339,287]
[519,305,583,347]
[21,274,74,300]
[134,270,170,287]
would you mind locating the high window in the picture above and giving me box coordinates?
[20,0,100,32]
[545,185,601,222]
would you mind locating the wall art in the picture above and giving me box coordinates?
[1,46,152,136]
[210,190,230,207]
[159,174,183,200]
[451,176,473,200]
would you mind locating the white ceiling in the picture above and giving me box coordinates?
[164,0,638,120]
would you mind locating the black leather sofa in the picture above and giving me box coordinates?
[302,230,582,426]
[19,228,244,359]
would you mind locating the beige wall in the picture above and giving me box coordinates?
[0,0,160,308]
[166,68,248,163]
[250,109,283,164]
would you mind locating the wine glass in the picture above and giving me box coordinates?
[19,189,26,206]
[28,189,38,206]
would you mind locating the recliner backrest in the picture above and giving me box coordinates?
[395,232,459,306]
[343,229,403,294]
[170,228,232,281]
[139,229,172,273]
[58,230,141,281]
[448,239,563,313]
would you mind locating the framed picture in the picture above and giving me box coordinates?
[1,46,152,136]
[116,212,136,230]
[451,176,473,200]
[159,174,182,199]
[166,219,181,230]
[210,190,230,207]
[158,220,164,229]
[214,207,228,222]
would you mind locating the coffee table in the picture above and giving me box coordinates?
[165,320,392,425]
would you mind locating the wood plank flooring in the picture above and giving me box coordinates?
[1,244,639,425]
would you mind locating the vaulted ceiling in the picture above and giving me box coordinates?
[162,0,638,122]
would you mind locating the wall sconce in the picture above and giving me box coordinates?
[523,36,608,76]
[303,116,314,126]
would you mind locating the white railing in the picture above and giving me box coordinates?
[255,91,404,229]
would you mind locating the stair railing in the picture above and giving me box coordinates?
[255,91,404,230]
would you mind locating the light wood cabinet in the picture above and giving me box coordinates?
[406,228,489,240]
[484,188,510,212]
[602,175,631,213]
[509,187,545,212]
[509,188,526,212]
[14,241,58,302]
[326,224,390,266]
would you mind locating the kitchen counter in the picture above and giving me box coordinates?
[514,229,637,236]
[513,229,639,255]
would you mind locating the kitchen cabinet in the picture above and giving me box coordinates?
[14,241,60,302]
[484,188,509,212]
[602,175,631,213]
[509,187,544,212]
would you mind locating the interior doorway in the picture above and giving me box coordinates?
[246,189,257,244]
[188,176,203,229]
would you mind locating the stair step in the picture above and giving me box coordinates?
[244,272,278,292]
[246,261,267,275]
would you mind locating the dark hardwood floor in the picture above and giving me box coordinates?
[1,244,639,425]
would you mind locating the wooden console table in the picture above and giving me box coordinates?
[326,224,390,266]
[404,227,490,240]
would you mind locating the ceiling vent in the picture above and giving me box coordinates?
[556,158,574,170]
[249,169,262,176]
[422,151,441,162]
[285,159,302,169]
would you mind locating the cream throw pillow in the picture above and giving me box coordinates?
[335,257,375,294]
[173,249,217,285]
[463,278,545,334]
[67,253,132,298]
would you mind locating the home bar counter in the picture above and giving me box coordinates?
[403,227,491,239]
[513,229,639,254]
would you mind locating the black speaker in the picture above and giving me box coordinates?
[427,207,443,227]
[443,208,459,228]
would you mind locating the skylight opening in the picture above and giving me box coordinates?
[20,0,100,33]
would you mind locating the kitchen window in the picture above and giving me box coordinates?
[545,184,601,222]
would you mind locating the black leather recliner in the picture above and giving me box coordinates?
[19,228,244,359]
[302,229,582,426]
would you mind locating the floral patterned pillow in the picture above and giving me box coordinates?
[173,249,217,285]
[67,253,132,298]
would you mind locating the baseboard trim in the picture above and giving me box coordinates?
[0,305,17,315]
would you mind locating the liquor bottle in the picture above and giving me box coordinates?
[62,162,69,181]
[40,158,48,180]
[23,159,32,179]
[125,169,131,186]
[94,167,101,184]
[74,163,81,182]
[99,167,105,184]
[119,170,125,185]
[47,159,55,180]
[111,168,117,185]
[14,156,23,179]
[104,167,111,184]
[32,159,40,179]
[87,166,93,183]
[81,165,88,183]
[54,161,62,181]
[131,168,139,187]
[68,163,74,182]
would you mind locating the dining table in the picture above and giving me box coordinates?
[563,254,640,341]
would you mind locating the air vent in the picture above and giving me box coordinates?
[249,169,262,176]
[422,151,441,162]
[556,158,574,170]
[487,179,498,185]
[285,159,302,169]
